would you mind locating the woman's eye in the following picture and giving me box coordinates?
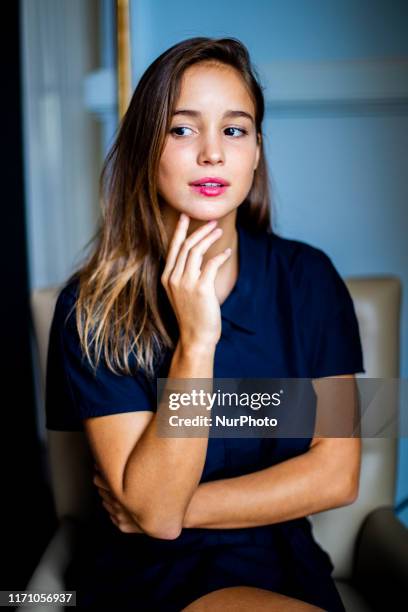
[224,127,247,137]
[170,125,248,136]
[170,126,193,137]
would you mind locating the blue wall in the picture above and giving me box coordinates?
[129,0,408,522]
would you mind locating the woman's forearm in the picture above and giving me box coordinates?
[119,339,215,539]
[182,440,358,529]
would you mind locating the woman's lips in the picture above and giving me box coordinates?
[190,185,229,197]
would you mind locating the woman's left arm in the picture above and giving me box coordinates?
[183,439,360,529]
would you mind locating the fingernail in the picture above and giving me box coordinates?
[224,247,232,255]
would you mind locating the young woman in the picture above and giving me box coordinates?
[46,37,365,611]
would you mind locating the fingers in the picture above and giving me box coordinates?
[161,213,190,284]
[161,214,217,285]
[94,476,122,513]
[101,498,144,534]
[97,486,119,508]
[170,220,219,282]
[101,499,117,515]
[102,501,127,530]
[93,472,109,491]
[98,487,134,529]
[200,247,232,286]
[109,513,142,533]
[183,226,224,282]
[92,469,144,534]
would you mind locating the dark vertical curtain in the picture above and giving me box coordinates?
[0,1,56,589]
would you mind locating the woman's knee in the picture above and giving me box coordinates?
[181,585,326,611]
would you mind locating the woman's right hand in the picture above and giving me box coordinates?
[160,213,232,349]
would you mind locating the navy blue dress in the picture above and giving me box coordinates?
[46,218,365,611]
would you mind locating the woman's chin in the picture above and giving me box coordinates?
[182,197,237,219]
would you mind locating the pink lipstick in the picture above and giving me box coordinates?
[189,176,230,197]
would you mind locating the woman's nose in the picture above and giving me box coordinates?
[197,133,225,165]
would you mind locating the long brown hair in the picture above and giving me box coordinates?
[67,37,273,379]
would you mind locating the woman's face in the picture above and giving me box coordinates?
[157,61,261,222]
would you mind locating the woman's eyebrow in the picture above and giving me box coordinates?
[172,109,254,124]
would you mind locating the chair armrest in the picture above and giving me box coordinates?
[21,517,82,611]
[353,506,408,611]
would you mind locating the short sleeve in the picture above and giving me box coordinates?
[45,284,155,432]
[294,247,365,379]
